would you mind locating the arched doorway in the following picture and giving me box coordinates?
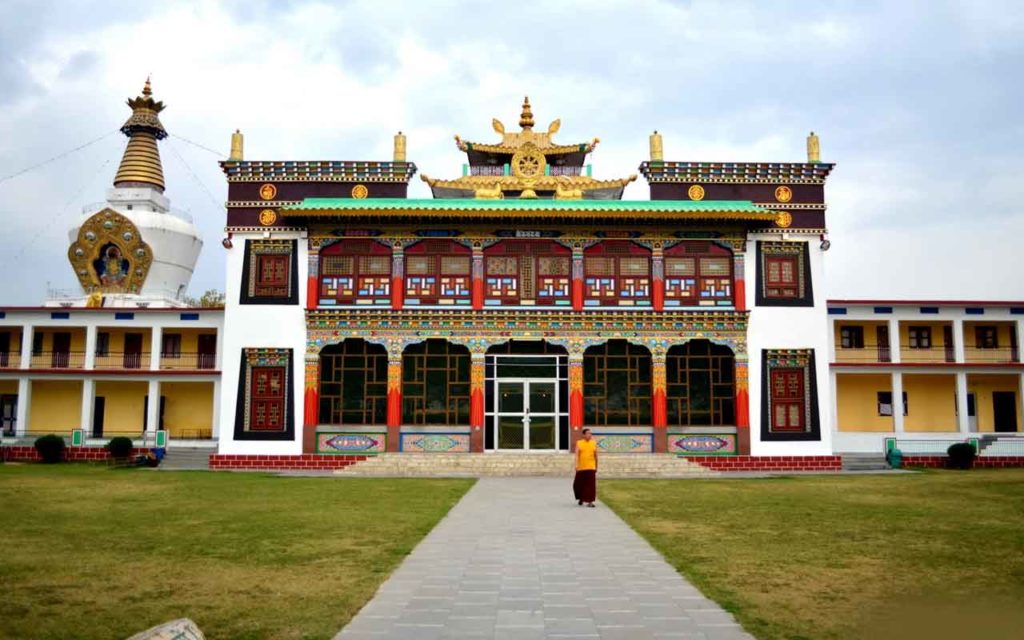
[485,341,568,451]
[583,340,652,425]
[402,339,470,425]
[318,339,388,425]
[666,340,736,426]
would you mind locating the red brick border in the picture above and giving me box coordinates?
[1,445,149,463]
[688,455,843,472]
[208,454,367,471]
[902,455,1024,469]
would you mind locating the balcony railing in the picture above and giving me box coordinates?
[835,344,894,363]
[0,352,19,368]
[963,346,1020,364]
[836,344,955,364]
[900,345,957,363]
[94,352,151,370]
[160,352,218,371]
[30,352,86,369]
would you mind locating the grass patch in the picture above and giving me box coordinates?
[0,464,473,639]
[602,470,1024,640]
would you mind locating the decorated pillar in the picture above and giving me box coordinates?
[386,348,402,452]
[571,248,584,311]
[470,351,485,452]
[652,246,665,312]
[652,348,668,453]
[569,351,584,448]
[471,246,484,310]
[733,252,746,312]
[735,357,750,454]
[306,250,319,310]
[391,245,404,310]
[303,353,319,427]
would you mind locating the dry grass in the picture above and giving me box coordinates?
[0,464,473,640]
[602,470,1024,640]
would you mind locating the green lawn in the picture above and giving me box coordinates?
[0,465,473,640]
[602,470,1024,640]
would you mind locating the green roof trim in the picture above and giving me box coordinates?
[282,197,777,215]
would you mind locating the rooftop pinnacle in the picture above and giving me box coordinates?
[519,96,534,130]
[113,78,168,192]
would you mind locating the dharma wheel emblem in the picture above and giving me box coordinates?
[775,211,793,228]
[775,185,793,203]
[259,183,277,200]
[258,209,278,226]
[687,184,705,201]
[351,184,369,199]
[511,144,545,179]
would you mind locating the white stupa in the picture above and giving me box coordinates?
[58,79,203,308]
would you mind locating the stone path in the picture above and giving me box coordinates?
[335,477,754,640]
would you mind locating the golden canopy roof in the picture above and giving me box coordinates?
[454,96,599,157]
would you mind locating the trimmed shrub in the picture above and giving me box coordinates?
[105,436,134,459]
[947,442,977,470]
[34,434,66,464]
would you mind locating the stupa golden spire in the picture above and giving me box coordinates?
[518,96,534,130]
[113,77,168,192]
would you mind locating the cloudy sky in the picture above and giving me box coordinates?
[0,0,1022,304]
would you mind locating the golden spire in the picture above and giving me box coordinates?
[113,78,168,192]
[393,130,407,162]
[649,130,664,162]
[229,129,244,161]
[519,96,534,130]
[806,131,821,163]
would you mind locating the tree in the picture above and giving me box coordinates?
[184,289,225,308]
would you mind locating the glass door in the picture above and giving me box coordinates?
[527,381,556,450]
[495,380,558,450]
[497,382,525,449]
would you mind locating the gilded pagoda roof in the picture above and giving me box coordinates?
[420,174,637,200]
[281,197,779,223]
[455,97,599,157]
[113,78,168,192]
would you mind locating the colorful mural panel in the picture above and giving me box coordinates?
[668,433,737,455]
[400,433,471,453]
[593,433,654,453]
[317,433,386,454]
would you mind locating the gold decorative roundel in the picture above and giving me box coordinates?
[775,211,793,228]
[258,209,278,226]
[687,184,705,201]
[259,183,277,201]
[775,185,793,203]
[511,144,546,180]
[351,184,369,199]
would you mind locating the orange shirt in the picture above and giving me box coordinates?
[576,438,597,471]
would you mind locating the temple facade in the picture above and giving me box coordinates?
[217,99,836,458]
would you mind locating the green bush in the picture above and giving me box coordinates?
[33,435,66,464]
[947,442,977,470]
[105,436,134,459]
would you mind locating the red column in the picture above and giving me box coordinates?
[470,355,485,452]
[734,253,746,311]
[471,248,484,310]
[386,358,402,452]
[391,247,404,310]
[652,249,664,311]
[652,354,667,452]
[569,357,584,449]
[571,250,584,311]
[306,254,319,310]
[303,356,319,453]
[736,359,750,455]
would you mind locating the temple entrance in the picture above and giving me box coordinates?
[485,341,568,451]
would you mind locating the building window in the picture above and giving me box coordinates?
[877,391,908,416]
[975,326,998,349]
[584,241,651,307]
[666,340,735,426]
[840,326,865,349]
[484,240,571,306]
[161,333,181,359]
[32,332,43,356]
[233,348,294,440]
[95,332,110,357]
[908,326,932,349]
[402,340,470,424]
[663,241,733,307]
[583,340,651,426]
[760,349,820,441]
[318,240,391,306]
[319,339,388,425]
[756,241,813,307]
[404,240,471,306]
[240,240,298,305]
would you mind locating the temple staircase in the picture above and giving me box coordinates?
[159,446,214,471]
[333,453,717,478]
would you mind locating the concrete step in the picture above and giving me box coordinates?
[160,447,212,470]
[840,453,890,471]
[334,453,716,478]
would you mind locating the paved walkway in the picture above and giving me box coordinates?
[336,478,754,640]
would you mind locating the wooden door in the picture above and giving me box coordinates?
[197,334,216,370]
[52,333,71,368]
[993,392,1018,433]
[123,333,143,369]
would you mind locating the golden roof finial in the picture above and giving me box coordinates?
[229,129,244,161]
[806,131,821,163]
[113,78,168,192]
[519,96,534,130]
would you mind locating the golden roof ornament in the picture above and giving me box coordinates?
[649,130,664,162]
[807,131,821,163]
[113,77,168,192]
[519,96,535,130]
[393,131,407,162]
[229,129,244,161]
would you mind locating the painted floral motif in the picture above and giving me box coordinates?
[668,434,737,455]
[319,434,384,453]
[402,434,471,453]
[594,434,652,453]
